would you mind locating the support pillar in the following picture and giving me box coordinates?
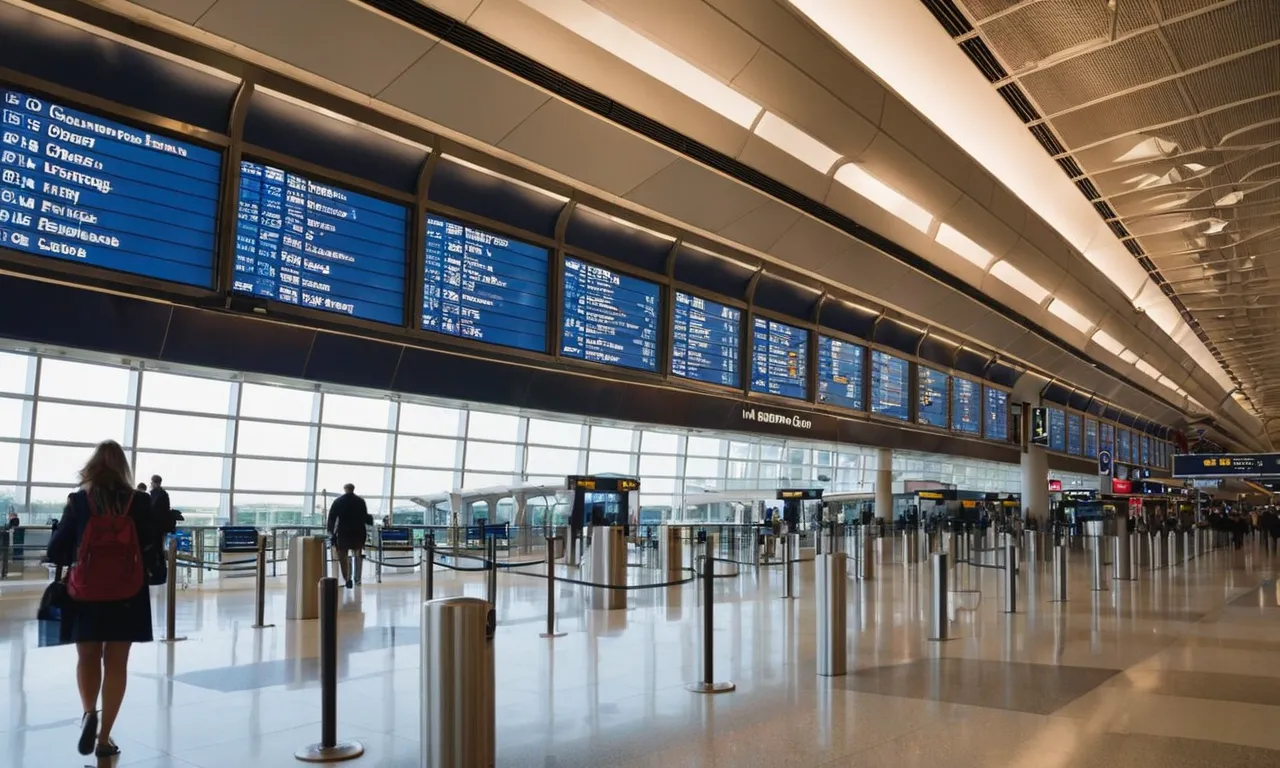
[1019,445,1049,526]
[874,447,893,521]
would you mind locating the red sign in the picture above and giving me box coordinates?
[1112,478,1132,494]
[1048,479,1063,491]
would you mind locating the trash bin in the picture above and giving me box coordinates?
[422,597,495,768]
[286,536,325,620]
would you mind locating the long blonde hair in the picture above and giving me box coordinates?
[78,440,134,492]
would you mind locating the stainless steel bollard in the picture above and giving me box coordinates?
[1003,543,1017,613]
[590,526,626,610]
[859,526,875,581]
[422,538,435,601]
[195,531,205,586]
[816,552,848,676]
[252,534,273,629]
[421,597,495,767]
[161,536,186,643]
[686,550,735,694]
[485,538,498,608]
[540,537,566,638]
[781,533,799,598]
[659,526,684,582]
[1167,530,1178,566]
[928,552,949,641]
[287,536,325,620]
[1024,530,1038,568]
[1113,536,1132,582]
[296,578,364,763]
[1153,532,1165,568]
[1051,545,1068,602]
[1091,537,1107,591]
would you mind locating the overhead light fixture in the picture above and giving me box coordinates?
[753,112,841,173]
[1118,349,1139,364]
[833,164,933,233]
[1204,218,1229,234]
[1156,374,1180,391]
[1114,136,1178,164]
[518,0,762,128]
[989,260,1049,304]
[1135,358,1161,379]
[1090,328,1126,356]
[443,155,569,203]
[1215,191,1244,206]
[1048,299,1093,333]
[1184,162,1207,172]
[602,212,676,242]
[935,224,995,269]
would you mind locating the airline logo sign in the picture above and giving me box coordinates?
[741,406,812,431]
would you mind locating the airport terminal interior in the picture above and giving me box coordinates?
[2,0,1280,765]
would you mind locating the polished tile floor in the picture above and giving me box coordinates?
[2,536,1279,767]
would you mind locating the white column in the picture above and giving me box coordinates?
[874,447,893,520]
[1020,445,1049,524]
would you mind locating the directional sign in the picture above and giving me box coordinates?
[1172,453,1280,478]
[1098,449,1113,477]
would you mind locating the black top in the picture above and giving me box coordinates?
[150,486,173,533]
[327,492,369,549]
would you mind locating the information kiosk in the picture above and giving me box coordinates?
[565,475,640,531]
[777,488,823,560]
[218,526,259,578]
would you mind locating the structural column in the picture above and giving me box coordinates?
[874,447,893,521]
[1020,445,1049,525]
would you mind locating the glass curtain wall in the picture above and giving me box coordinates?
[0,344,1023,526]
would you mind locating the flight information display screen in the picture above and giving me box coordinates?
[0,88,220,287]
[984,387,1008,442]
[952,377,980,435]
[1141,435,1151,466]
[1048,407,1066,452]
[916,366,948,428]
[561,257,659,371]
[870,350,909,421]
[1100,422,1115,456]
[235,161,407,324]
[1117,429,1131,463]
[421,215,547,352]
[1067,412,1082,456]
[817,335,864,410]
[1084,419,1098,458]
[672,291,740,387]
[750,317,807,399]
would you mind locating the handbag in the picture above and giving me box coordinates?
[144,539,167,586]
[37,577,67,621]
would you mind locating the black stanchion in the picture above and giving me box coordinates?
[295,577,364,763]
[485,537,498,607]
[540,536,566,639]
[161,536,186,644]
[422,537,435,601]
[686,553,735,694]
[252,534,273,629]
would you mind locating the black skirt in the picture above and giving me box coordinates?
[59,587,154,644]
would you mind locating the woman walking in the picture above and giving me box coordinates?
[46,440,160,758]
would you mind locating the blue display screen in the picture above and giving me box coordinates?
[1067,412,1082,456]
[561,257,659,371]
[1048,407,1066,452]
[672,291,740,387]
[1117,429,1131,463]
[1084,419,1098,458]
[234,161,407,324]
[917,366,948,428]
[751,317,807,399]
[1100,422,1114,456]
[817,336,864,410]
[984,387,1008,442]
[952,377,981,435]
[870,350,909,421]
[0,88,220,287]
[1141,435,1151,466]
[422,215,547,352]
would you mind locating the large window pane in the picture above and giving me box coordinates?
[588,451,632,475]
[527,418,583,448]
[29,485,82,521]
[232,494,312,526]
[525,446,579,476]
[136,412,230,453]
[318,427,390,464]
[0,395,25,437]
[237,420,312,459]
[393,468,454,496]
[464,441,518,472]
[686,436,723,457]
[30,443,96,485]
[399,402,463,436]
[135,451,224,490]
[641,431,679,454]
[34,403,127,444]
[166,492,225,525]
[0,351,32,394]
[315,463,386,502]
[239,383,314,422]
[589,426,633,451]
[140,371,233,415]
[467,412,520,442]
[39,359,132,404]
[639,454,678,476]
[685,457,721,478]
[462,471,516,489]
[233,458,309,493]
[321,393,392,430]
[0,441,21,482]
[396,435,459,468]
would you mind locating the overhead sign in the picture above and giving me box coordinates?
[741,406,812,430]
[1172,453,1280,478]
[1048,479,1062,492]
[1098,449,1113,477]
[1030,407,1049,446]
[777,488,823,500]
[1111,478,1132,494]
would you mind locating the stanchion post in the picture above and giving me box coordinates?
[816,550,848,676]
[781,533,796,599]
[928,552,949,641]
[422,537,435,601]
[1091,538,1107,591]
[295,578,363,763]
[161,536,186,643]
[540,536,566,639]
[1003,543,1016,614]
[252,533,273,629]
[1052,544,1068,602]
[485,536,498,608]
[686,550,735,693]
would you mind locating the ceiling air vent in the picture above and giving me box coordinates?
[920,0,973,37]
[996,84,1040,123]
[1093,200,1117,219]
[1107,220,1131,239]
[959,38,1007,83]
[1056,157,1084,179]
[1123,239,1145,257]
[369,0,455,37]
[1075,178,1101,200]
[1028,124,1065,156]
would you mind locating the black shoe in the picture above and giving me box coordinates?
[345,580,353,589]
[77,711,98,756]
[94,740,120,758]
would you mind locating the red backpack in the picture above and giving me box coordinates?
[67,491,143,602]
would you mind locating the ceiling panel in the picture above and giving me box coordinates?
[127,0,219,24]
[590,0,760,84]
[624,159,770,233]
[715,200,802,252]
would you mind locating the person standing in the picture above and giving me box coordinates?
[327,483,368,589]
[149,475,175,535]
[45,440,160,759]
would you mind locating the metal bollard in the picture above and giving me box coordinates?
[421,597,494,768]
[422,538,435,601]
[1091,538,1107,591]
[195,531,205,586]
[485,537,498,608]
[659,526,683,582]
[859,526,875,581]
[252,534,273,629]
[1024,530,1037,568]
[1051,545,1068,602]
[540,537,566,638]
[686,550,735,693]
[590,526,626,610]
[1113,536,1131,582]
[816,551,848,676]
[1167,530,1178,566]
[1003,543,1017,614]
[928,552,949,641]
[296,578,364,763]
[161,536,186,643]
[1,528,10,578]
[781,534,797,598]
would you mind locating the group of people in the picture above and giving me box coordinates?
[1205,508,1280,550]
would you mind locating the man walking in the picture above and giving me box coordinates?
[150,475,175,534]
[327,484,369,589]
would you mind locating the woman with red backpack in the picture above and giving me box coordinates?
[46,440,162,759]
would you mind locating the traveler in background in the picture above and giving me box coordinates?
[135,483,147,493]
[6,507,17,529]
[46,440,160,759]
[327,483,368,589]
[149,475,175,534]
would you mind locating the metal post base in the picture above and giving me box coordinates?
[539,631,567,638]
[252,623,276,629]
[160,636,187,644]
[685,681,736,694]
[294,741,365,763]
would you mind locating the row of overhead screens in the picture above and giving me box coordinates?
[0,82,1175,466]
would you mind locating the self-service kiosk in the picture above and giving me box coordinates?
[778,488,823,560]
[564,475,640,562]
[218,526,259,578]
[378,527,417,570]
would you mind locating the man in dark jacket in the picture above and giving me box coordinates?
[150,475,175,534]
[327,484,369,588]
